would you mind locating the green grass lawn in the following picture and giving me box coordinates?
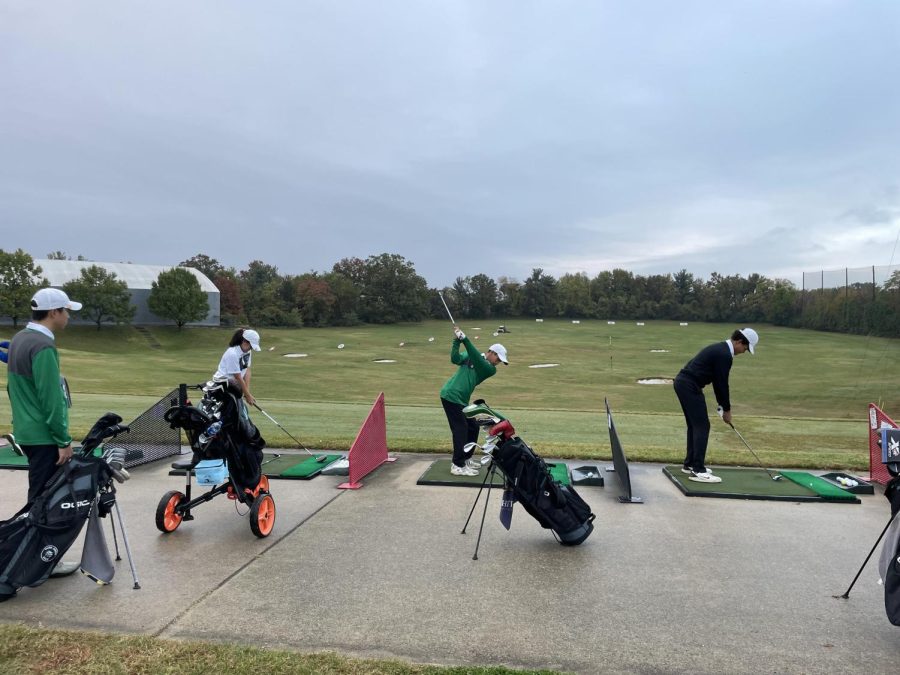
[0,623,560,675]
[2,320,897,470]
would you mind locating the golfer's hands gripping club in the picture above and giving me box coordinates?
[716,405,733,426]
[453,326,466,341]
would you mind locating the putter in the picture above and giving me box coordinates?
[252,403,328,463]
[718,407,782,481]
[438,291,456,325]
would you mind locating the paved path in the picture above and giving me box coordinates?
[1,455,897,674]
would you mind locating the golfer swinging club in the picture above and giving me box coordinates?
[439,325,508,476]
[673,328,758,483]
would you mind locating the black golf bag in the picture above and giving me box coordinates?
[490,428,595,545]
[166,380,265,498]
[880,476,900,626]
[0,413,126,602]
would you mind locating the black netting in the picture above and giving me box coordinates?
[107,387,183,469]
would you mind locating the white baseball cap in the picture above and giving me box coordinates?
[489,343,508,365]
[242,328,261,351]
[31,288,82,311]
[739,327,759,354]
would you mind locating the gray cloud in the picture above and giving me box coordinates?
[2,1,899,286]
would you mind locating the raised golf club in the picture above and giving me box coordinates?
[718,406,782,481]
[252,403,328,463]
[438,291,456,325]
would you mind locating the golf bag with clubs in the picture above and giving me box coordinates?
[879,474,900,626]
[0,413,132,602]
[159,380,274,537]
[464,401,595,545]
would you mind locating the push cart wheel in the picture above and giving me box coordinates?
[249,494,275,538]
[155,490,186,533]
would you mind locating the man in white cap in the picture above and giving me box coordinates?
[5,288,83,577]
[439,325,508,476]
[673,328,759,483]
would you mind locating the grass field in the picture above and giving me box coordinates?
[0,624,557,675]
[1,319,898,470]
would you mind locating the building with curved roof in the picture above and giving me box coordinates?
[32,259,220,326]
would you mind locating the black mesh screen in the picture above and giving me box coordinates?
[108,387,183,468]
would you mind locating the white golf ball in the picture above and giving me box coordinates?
[268,346,275,351]
[337,343,345,349]
[428,336,435,342]
[399,342,405,347]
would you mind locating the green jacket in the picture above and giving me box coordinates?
[6,328,72,447]
[439,336,497,406]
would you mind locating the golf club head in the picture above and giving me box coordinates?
[479,455,492,466]
[463,441,482,455]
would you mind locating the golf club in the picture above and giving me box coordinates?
[251,403,328,463]
[438,291,456,325]
[718,406,782,481]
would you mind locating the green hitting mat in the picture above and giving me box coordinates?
[662,465,860,503]
[417,458,570,488]
[0,445,102,470]
[169,452,342,480]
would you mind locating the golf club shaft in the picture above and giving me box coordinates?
[251,403,323,460]
[438,291,455,325]
[729,423,780,480]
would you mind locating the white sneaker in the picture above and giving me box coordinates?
[689,470,722,483]
[450,463,479,477]
[680,466,692,475]
[465,459,483,471]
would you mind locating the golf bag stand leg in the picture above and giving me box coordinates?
[461,460,497,534]
[834,509,899,599]
[471,464,499,561]
[112,501,142,590]
[109,512,121,561]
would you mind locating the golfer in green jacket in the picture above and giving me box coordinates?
[6,287,83,577]
[439,325,508,476]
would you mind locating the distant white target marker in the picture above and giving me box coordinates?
[529,363,560,368]
[337,343,345,349]
[283,353,308,358]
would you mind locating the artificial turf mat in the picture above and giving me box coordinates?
[417,458,570,487]
[662,465,860,503]
[169,452,342,480]
[0,445,102,470]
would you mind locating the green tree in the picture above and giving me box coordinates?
[238,260,280,326]
[148,267,209,329]
[62,265,136,329]
[556,272,593,317]
[180,254,225,281]
[468,274,498,319]
[521,268,558,317]
[356,253,429,324]
[0,249,48,326]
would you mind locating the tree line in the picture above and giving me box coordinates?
[1,248,899,337]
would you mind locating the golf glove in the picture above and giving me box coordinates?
[454,328,466,340]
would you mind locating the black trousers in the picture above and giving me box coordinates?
[22,444,60,506]
[673,375,711,472]
[441,398,480,467]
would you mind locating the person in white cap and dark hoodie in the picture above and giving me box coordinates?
[214,327,262,407]
[5,288,84,578]
[673,328,759,483]
[439,325,508,476]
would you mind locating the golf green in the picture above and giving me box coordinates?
[417,458,570,488]
[662,465,860,503]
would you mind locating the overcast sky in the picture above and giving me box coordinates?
[2,1,899,288]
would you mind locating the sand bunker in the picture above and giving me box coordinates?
[373,359,397,363]
[649,349,669,353]
[283,353,308,358]
[638,378,672,385]
[529,363,560,368]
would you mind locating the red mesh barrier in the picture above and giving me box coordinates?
[338,392,395,489]
[869,403,898,485]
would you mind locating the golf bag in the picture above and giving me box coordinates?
[0,413,127,602]
[165,380,265,498]
[464,401,596,546]
[880,476,900,626]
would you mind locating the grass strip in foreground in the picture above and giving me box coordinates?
[0,623,562,675]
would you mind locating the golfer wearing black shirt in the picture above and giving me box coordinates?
[674,328,759,483]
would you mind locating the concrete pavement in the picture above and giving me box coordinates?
[1,454,897,674]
